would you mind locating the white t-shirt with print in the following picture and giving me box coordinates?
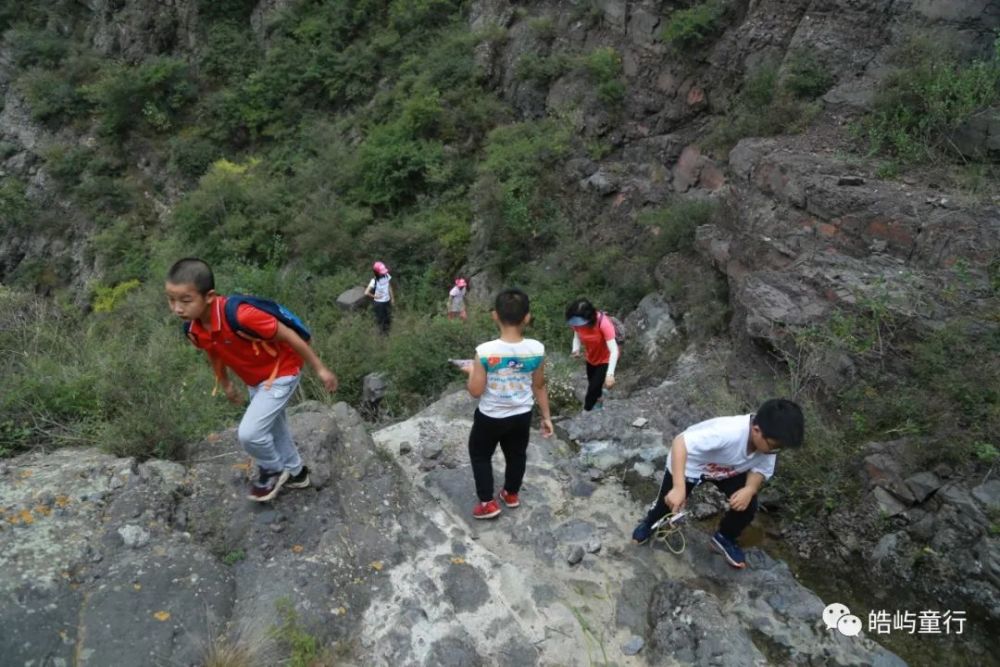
[666,414,777,482]
[475,338,545,418]
[367,275,391,303]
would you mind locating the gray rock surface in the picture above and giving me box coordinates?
[336,286,369,310]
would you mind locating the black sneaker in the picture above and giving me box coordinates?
[632,519,653,545]
[711,531,747,569]
[248,468,289,502]
[285,465,310,490]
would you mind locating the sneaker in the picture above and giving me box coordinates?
[711,531,747,569]
[248,468,289,502]
[499,489,520,508]
[285,465,310,490]
[632,520,653,545]
[472,499,502,520]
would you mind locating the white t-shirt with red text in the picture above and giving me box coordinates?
[666,414,777,482]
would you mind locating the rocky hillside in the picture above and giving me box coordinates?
[1,1,999,665]
[1,398,905,666]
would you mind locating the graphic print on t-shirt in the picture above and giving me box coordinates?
[475,338,545,419]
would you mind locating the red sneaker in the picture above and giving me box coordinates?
[472,499,502,519]
[499,489,520,508]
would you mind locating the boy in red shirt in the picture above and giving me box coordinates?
[565,298,619,411]
[165,258,338,501]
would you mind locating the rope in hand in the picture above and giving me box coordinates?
[649,511,687,555]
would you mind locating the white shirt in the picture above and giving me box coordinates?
[667,414,777,481]
[368,275,391,303]
[448,286,466,312]
[475,338,545,418]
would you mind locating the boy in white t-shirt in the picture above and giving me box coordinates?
[461,289,554,519]
[632,399,804,569]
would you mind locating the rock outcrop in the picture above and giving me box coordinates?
[1,398,903,665]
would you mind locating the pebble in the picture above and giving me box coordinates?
[567,546,585,565]
[621,636,645,655]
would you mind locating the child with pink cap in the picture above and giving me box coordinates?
[364,261,394,334]
[447,277,468,321]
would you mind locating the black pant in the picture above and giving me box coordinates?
[643,470,758,541]
[468,409,531,502]
[373,301,391,334]
[584,362,608,410]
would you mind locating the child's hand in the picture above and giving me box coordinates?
[318,367,339,393]
[540,417,554,438]
[223,382,243,405]
[571,350,581,358]
[604,375,616,389]
[665,487,686,513]
[728,487,755,512]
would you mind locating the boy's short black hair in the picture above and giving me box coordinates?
[167,258,214,294]
[494,288,530,325]
[754,398,805,449]
[565,298,597,326]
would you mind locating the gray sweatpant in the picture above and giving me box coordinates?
[238,374,303,474]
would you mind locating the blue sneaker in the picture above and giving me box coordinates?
[632,520,653,545]
[711,531,747,569]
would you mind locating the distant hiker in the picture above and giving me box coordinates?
[631,399,805,569]
[459,289,553,519]
[365,261,394,334]
[447,277,468,320]
[565,298,619,411]
[166,257,338,502]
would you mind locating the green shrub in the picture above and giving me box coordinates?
[527,15,556,41]
[351,121,445,210]
[84,57,196,139]
[18,68,91,123]
[637,199,718,255]
[92,279,142,313]
[585,47,626,104]
[0,179,35,232]
[861,33,1000,162]
[8,28,70,68]
[782,50,834,99]
[708,64,821,152]
[515,53,570,84]
[169,133,221,179]
[660,0,728,49]
[389,0,461,32]
[171,158,289,265]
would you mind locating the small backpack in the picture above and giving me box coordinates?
[183,294,312,343]
[600,311,626,346]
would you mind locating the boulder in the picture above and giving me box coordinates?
[336,286,369,310]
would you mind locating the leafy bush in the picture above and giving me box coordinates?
[782,50,834,99]
[8,28,70,68]
[637,199,718,255]
[352,121,446,210]
[585,47,626,104]
[0,179,35,232]
[708,64,821,151]
[169,133,222,179]
[660,0,728,49]
[84,57,196,139]
[172,158,289,266]
[515,53,570,84]
[860,34,1000,162]
[18,67,91,123]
